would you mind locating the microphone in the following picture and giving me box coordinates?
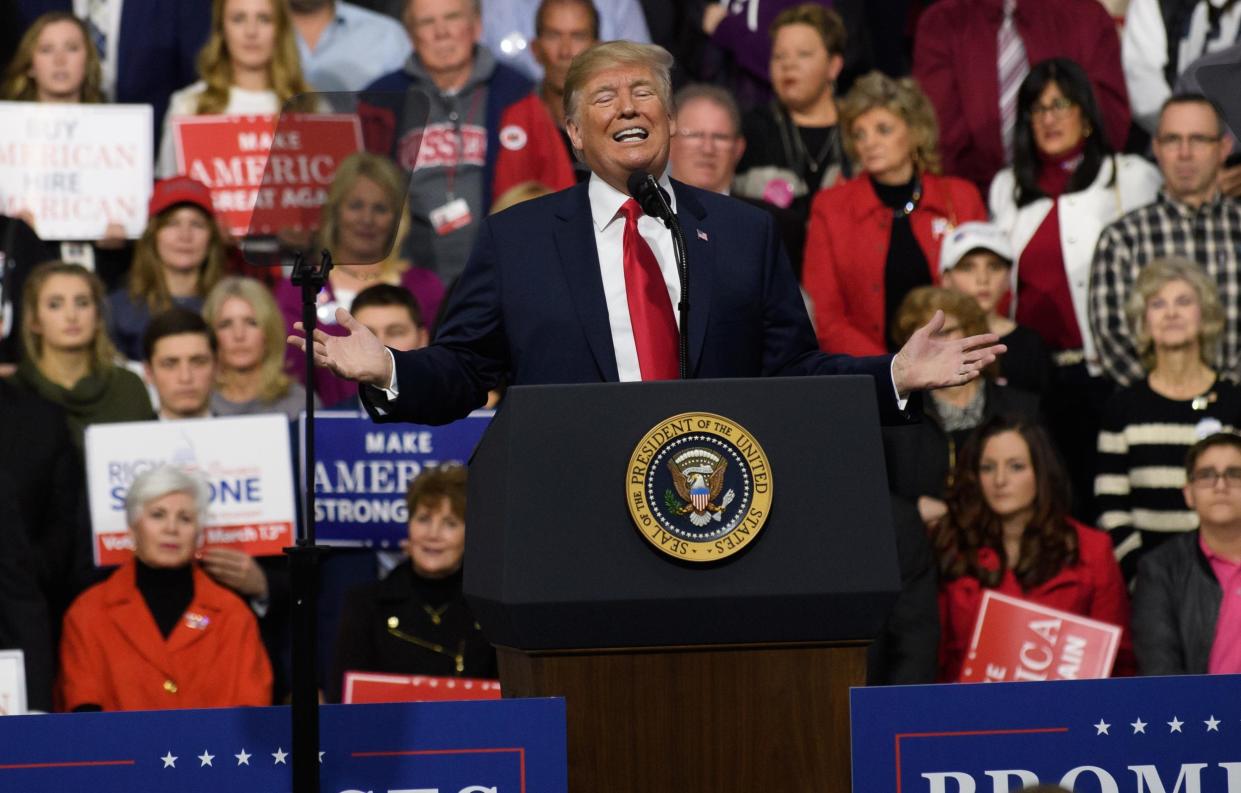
[625,170,689,380]
[626,170,674,224]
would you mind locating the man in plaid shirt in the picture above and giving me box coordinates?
[1089,94,1241,386]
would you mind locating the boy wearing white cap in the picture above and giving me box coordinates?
[940,221,1051,397]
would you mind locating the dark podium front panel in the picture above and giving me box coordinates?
[465,375,901,650]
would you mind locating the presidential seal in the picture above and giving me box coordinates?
[627,412,772,562]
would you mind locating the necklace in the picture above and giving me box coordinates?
[796,124,840,175]
[386,620,467,673]
[894,178,923,218]
[422,602,451,626]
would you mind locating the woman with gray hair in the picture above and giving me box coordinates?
[57,464,272,711]
[1095,257,1241,582]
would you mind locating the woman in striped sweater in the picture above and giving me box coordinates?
[1095,257,1241,582]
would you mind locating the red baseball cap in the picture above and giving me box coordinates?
[148,176,214,219]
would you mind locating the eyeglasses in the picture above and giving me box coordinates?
[1029,97,1075,119]
[678,130,737,147]
[1154,133,1224,149]
[1189,467,1241,488]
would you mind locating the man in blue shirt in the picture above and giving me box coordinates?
[290,0,412,92]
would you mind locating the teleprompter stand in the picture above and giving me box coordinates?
[287,249,333,793]
[464,375,903,792]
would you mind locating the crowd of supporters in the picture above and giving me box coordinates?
[1,0,1240,712]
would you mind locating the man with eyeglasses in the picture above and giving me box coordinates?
[1132,432,1241,675]
[1089,93,1241,387]
[669,83,805,275]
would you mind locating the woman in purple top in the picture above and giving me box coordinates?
[277,153,444,407]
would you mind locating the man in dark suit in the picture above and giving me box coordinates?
[291,41,1003,425]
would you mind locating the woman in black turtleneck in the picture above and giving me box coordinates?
[330,464,495,702]
[802,71,987,358]
[58,465,272,711]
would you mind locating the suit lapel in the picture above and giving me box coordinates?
[673,181,713,377]
[554,185,620,381]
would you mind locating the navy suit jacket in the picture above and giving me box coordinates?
[19,0,210,149]
[364,179,907,426]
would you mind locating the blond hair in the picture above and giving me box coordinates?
[491,180,556,214]
[127,206,228,314]
[317,152,408,274]
[195,0,315,115]
[22,261,118,371]
[202,276,293,402]
[1127,256,1225,371]
[892,286,987,348]
[1,12,104,102]
[839,71,942,176]
[563,40,674,127]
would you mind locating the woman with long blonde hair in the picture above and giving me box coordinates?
[13,262,153,448]
[0,12,104,102]
[204,276,316,420]
[156,0,314,177]
[274,152,444,406]
[1,12,133,287]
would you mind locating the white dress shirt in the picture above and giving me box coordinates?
[587,173,682,382]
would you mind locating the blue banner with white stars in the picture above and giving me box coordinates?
[851,674,1241,792]
[0,698,566,792]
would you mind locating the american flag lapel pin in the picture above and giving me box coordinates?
[697,229,709,241]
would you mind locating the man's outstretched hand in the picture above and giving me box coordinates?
[891,310,1006,396]
[287,307,393,388]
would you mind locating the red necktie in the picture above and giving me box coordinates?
[620,198,679,380]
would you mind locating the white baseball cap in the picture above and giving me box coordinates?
[939,221,1014,275]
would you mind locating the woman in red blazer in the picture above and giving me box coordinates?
[58,465,271,711]
[803,72,986,356]
[932,414,1133,682]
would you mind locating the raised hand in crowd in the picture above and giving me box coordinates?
[200,547,270,600]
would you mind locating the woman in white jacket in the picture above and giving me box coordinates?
[988,58,1162,520]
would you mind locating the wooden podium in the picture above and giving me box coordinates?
[465,378,901,792]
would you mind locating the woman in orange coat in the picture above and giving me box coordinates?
[58,465,271,711]
[803,72,986,356]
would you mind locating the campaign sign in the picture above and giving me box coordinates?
[0,698,567,792]
[343,673,502,704]
[85,416,297,565]
[302,410,492,548]
[852,674,1241,792]
[0,101,152,239]
[0,650,25,716]
[173,112,361,235]
[960,591,1122,682]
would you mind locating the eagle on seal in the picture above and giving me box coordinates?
[668,458,731,527]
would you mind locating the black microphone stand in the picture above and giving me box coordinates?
[639,178,690,380]
[288,247,332,793]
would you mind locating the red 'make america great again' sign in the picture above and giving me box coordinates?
[960,590,1122,683]
[173,113,362,236]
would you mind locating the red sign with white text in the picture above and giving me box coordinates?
[173,113,362,236]
[959,590,1121,683]
[343,672,502,704]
